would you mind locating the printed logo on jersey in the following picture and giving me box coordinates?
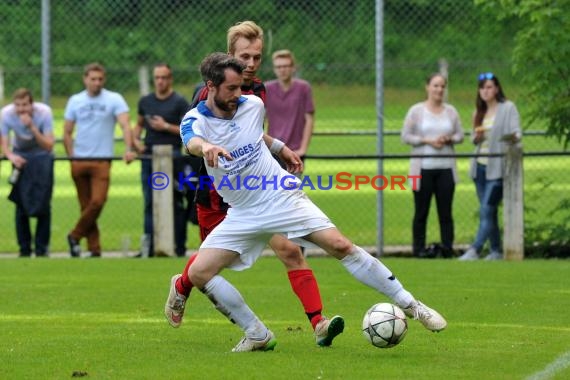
[229,121,241,132]
[219,141,262,176]
[228,143,256,160]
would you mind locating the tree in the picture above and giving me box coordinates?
[476,0,570,146]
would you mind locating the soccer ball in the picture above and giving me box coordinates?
[362,303,408,348]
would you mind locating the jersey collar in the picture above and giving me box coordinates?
[197,96,248,117]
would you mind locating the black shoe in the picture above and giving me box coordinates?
[67,234,81,258]
[417,244,440,259]
[417,249,437,259]
[87,251,101,258]
[439,246,455,259]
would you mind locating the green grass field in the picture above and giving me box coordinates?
[1,256,569,379]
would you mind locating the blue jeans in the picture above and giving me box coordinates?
[141,156,188,257]
[472,164,503,252]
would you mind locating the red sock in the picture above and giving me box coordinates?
[288,269,323,330]
[175,253,198,297]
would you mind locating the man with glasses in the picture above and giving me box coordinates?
[265,49,315,171]
[133,63,197,257]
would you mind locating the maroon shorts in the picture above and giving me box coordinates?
[196,204,227,242]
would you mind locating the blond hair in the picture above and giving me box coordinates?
[272,49,296,66]
[227,21,263,54]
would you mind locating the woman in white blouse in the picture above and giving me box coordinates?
[401,73,464,258]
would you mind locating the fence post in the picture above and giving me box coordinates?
[138,65,150,96]
[503,144,524,260]
[152,145,174,257]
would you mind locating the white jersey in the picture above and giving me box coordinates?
[63,89,129,158]
[180,95,300,208]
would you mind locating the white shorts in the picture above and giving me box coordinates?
[201,190,335,270]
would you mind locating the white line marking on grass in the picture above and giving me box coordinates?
[525,351,570,380]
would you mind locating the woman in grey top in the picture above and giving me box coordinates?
[402,73,464,258]
[458,73,521,261]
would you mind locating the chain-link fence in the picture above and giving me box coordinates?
[0,0,568,256]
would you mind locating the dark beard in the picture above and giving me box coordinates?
[214,96,236,113]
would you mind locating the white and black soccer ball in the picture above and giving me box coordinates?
[362,303,408,348]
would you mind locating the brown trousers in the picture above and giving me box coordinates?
[70,160,111,253]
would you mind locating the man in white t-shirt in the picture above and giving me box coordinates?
[172,52,447,352]
[62,62,136,258]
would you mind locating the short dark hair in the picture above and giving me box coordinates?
[83,62,105,77]
[13,88,34,103]
[153,62,172,73]
[200,52,245,87]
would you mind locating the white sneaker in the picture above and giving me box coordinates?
[315,315,345,347]
[403,300,447,332]
[458,247,479,261]
[232,330,277,352]
[484,251,503,261]
[164,274,187,328]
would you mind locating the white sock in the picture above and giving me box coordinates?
[341,245,415,308]
[202,275,268,339]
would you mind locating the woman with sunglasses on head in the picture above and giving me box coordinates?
[458,72,521,261]
[401,73,464,259]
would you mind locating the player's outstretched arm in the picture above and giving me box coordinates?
[187,136,232,168]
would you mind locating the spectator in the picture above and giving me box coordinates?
[458,72,521,261]
[62,62,136,258]
[401,73,464,258]
[133,63,198,257]
[265,49,315,168]
[1,88,54,257]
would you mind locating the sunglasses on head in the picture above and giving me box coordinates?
[478,72,494,81]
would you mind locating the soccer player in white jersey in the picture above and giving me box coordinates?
[176,52,447,352]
